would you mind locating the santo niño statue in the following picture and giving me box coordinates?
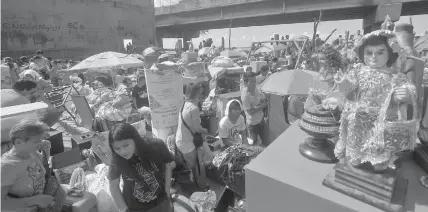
[333,30,419,172]
[322,30,420,211]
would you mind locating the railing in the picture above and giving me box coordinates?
[155,0,267,14]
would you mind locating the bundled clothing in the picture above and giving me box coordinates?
[211,144,263,187]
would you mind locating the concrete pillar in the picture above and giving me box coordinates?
[182,35,191,51]
[156,37,163,48]
[362,3,402,34]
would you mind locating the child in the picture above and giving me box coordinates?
[139,107,153,138]
[218,99,248,146]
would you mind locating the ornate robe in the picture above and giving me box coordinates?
[334,64,417,165]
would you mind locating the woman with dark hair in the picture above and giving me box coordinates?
[175,82,209,188]
[108,123,175,212]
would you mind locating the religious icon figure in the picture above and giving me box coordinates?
[333,30,419,172]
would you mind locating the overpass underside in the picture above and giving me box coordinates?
[156,0,428,38]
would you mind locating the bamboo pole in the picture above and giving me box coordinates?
[229,20,232,49]
[323,29,337,44]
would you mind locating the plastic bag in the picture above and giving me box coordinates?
[131,120,147,136]
[211,56,235,68]
[189,190,217,212]
[97,189,119,212]
[69,167,87,191]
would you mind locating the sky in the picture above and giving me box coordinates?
[162,14,428,49]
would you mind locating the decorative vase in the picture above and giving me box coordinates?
[298,107,340,163]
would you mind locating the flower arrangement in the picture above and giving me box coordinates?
[321,97,342,111]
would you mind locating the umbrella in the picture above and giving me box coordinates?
[69,51,144,71]
[260,69,319,96]
[142,47,163,57]
[129,53,144,61]
[220,49,247,58]
[254,46,273,54]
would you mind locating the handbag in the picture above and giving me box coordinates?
[181,102,204,148]
[374,86,419,155]
[35,150,64,212]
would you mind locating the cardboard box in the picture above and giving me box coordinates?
[181,52,198,63]
[250,61,267,73]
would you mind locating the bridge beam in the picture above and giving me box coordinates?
[155,0,428,32]
[363,3,403,34]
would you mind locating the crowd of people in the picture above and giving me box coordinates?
[1,18,428,212]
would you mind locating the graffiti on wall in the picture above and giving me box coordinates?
[109,21,142,42]
[1,21,61,50]
[0,19,107,51]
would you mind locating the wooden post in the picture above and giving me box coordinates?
[229,20,232,49]
[311,10,323,53]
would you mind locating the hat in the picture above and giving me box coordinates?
[353,30,396,60]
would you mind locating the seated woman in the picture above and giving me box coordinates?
[70,75,92,96]
[1,119,66,212]
[96,77,133,122]
[218,99,248,147]
[86,76,114,115]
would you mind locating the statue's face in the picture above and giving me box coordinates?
[363,44,389,69]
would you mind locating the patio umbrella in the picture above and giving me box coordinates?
[254,46,273,54]
[260,69,319,96]
[220,49,247,58]
[142,47,163,57]
[69,51,144,71]
[129,53,144,61]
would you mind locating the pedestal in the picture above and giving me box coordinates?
[322,161,408,212]
[414,145,428,174]
[299,137,338,164]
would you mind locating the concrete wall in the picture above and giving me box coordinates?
[1,0,155,59]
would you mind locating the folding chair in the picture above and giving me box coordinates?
[70,94,95,131]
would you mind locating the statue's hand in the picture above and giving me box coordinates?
[393,87,411,104]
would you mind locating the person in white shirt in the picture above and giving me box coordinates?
[218,99,248,146]
[241,72,268,146]
[176,82,209,187]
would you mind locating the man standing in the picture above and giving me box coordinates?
[132,75,149,109]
